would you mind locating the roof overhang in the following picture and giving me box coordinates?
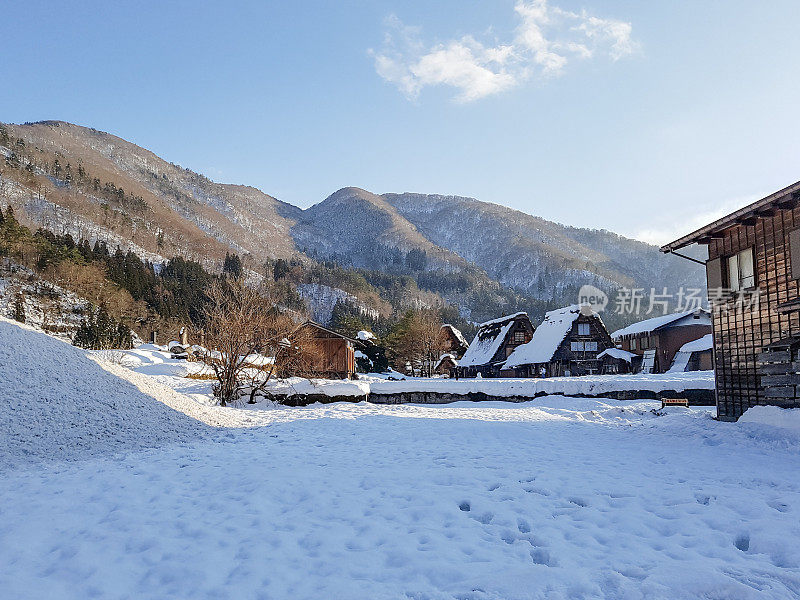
[301,320,361,345]
[660,180,800,253]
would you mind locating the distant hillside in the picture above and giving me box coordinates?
[0,120,704,328]
[382,192,704,300]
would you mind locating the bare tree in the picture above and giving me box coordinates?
[198,279,321,406]
[241,321,322,404]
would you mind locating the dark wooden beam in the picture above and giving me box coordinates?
[755,205,777,217]
[776,192,799,210]
[736,216,758,226]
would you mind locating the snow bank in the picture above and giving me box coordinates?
[0,317,220,470]
[255,376,370,398]
[740,406,800,434]
[368,371,714,396]
[251,371,715,402]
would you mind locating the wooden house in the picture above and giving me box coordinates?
[439,324,469,358]
[611,310,712,374]
[597,348,637,374]
[297,321,358,379]
[667,334,713,373]
[661,180,800,420]
[434,353,458,376]
[456,312,534,378]
[503,305,613,377]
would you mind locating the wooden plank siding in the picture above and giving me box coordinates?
[707,204,800,420]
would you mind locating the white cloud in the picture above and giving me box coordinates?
[371,1,637,102]
[631,196,759,246]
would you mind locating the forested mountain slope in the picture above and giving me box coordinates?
[0,120,704,328]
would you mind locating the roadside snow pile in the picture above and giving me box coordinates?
[255,376,371,397]
[0,317,218,470]
[740,406,800,435]
[251,372,714,402]
[366,371,714,396]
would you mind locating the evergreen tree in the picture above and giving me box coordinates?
[73,305,133,350]
[273,258,289,281]
[223,252,243,279]
[13,293,25,323]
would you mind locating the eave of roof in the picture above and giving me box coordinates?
[302,320,360,344]
[660,181,800,252]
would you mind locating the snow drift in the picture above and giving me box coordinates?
[0,317,217,470]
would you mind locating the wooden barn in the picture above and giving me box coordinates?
[439,324,469,359]
[661,180,800,420]
[456,312,534,378]
[297,321,358,379]
[503,305,613,377]
[611,310,712,374]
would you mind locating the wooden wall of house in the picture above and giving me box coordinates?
[707,205,800,420]
[308,338,355,379]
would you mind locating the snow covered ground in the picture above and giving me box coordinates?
[2,318,800,599]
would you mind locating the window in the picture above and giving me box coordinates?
[640,336,648,350]
[727,247,755,291]
[512,330,526,343]
[585,341,597,352]
[571,341,584,352]
[631,338,637,351]
[577,323,590,336]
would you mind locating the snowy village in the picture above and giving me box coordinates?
[2,3,800,599]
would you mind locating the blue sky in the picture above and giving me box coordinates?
[3,0,800,244]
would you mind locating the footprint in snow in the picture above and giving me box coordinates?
[459,501,471,512]
[767,498,790,513]
[734,533,750,552]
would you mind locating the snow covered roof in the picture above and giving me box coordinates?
[435,353,458,370]
[504,305,591,368]
[441,324,468,348]
[459,316,520,367]
[477,312,527,328]
[678,333,713,353]
[611,309,710,338]
[597,348,637,362]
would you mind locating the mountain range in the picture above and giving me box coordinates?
[0,120,704,329]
